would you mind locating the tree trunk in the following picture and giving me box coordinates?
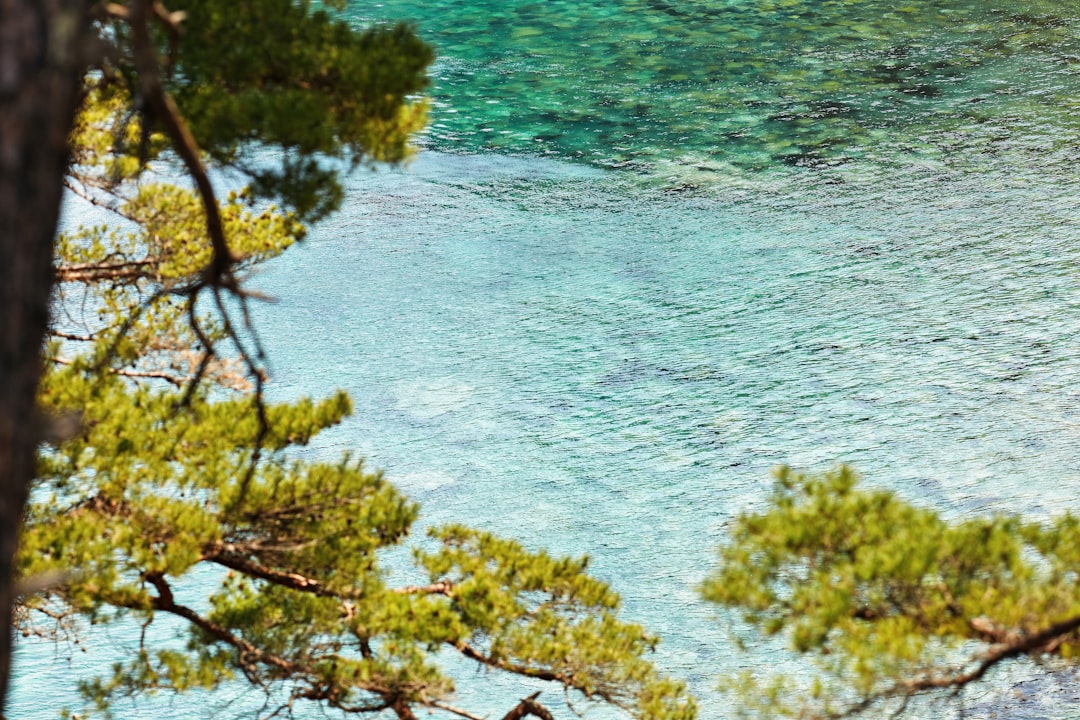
[0,0,91,711]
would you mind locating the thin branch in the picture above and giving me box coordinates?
[26,604,76,624]
[454,642,634,715]
[837,613,1080,718]
[83,284,202,398]
[125,0,270,507]
[430,701,485,720]
[55,258,157,282]
[214,536,322,555]
[11,602,80,645]
[501,693,555,720]
[62,176,124,215]
[150,1,187,78]
[236,288,271,365]
[394,581,454,596]
[210,286,269,507]
[178,293,214,408]
[455,642,563,684]
[938,613,1080,686]
[203,547,454,603]
[48,330,96,342]
[203,547,340,598]
[51,355,186,387]
[562,686,585,719]
[129,0,234,282]
[141,571,403,713]
[887,692,911,720]
[141,572,300,676]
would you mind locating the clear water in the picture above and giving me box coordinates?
[371,0,1080,176]
[12,0,1080,718]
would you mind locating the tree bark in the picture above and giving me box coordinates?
[501,693,555,720]
[0,0,91,711]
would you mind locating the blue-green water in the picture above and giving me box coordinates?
[375,0,1080,176]
[13,1,1080,718]
[249,153,1080,718]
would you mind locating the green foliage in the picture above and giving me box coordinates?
[417,527,697,720]
[21,361,696,718]
[703,466,1080,718]
[93,0,431,220]
[168,1,431,153]
[168,1,432,219]
[18,3,696,718]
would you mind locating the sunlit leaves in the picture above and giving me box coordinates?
[419,526,698,720]
[704,466,1080,718]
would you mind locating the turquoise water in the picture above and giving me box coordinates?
[362,0,1080,176]
[13,0,1080,718]
[250,152,1080,718]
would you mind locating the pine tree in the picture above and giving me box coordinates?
[704,465,1080,719]
[6,2,697,719]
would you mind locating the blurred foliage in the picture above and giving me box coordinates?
[704,465,1080,718]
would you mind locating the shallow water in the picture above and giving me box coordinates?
[245,149,1080,717]
[12,0,1080,718]
[368,0,1080,176]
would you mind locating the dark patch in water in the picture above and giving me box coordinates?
[899,83,943,98]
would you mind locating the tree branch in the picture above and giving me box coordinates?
[62,177,124,215]
[455,642,564,684]
[210,286,269,507]
[47,330,95,342]
[98,572,454,718]
[111,3,271,503]
[394,581,453,596]
[202,546,343,598]
[128,0,234,283]
[430,701,485,720]
[454,641,636,714]
[150,1,186,78]
[203,545,455,602]
[51,355,186,386]
[140,571,302,678]
[837,612,1080,717]
[54,259,157,282]
[501,692,555,720]
[391,698,419,720]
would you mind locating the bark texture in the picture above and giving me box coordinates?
[0,0,91,711]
